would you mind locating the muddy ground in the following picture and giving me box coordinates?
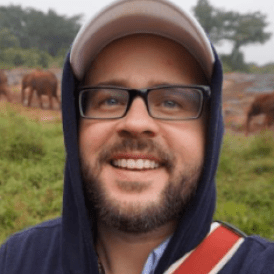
[1,68,274,134]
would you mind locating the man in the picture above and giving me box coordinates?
[1,0,274,273]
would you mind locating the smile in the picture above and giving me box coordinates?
[111,159,160,170]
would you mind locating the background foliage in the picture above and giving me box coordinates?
[215,131,274,238]
[0,5,82,68]
[193,0,272,72]
[0,2,273,71]
[0,107,64,242]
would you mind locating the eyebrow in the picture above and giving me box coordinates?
[95,79,129,88]
[94,79,175,89]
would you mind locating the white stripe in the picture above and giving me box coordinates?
[210,222,221,233]
[163,223,221,274]
[208,238,245,274]
[163,249,192,274]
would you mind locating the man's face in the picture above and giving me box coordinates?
[79,34,208,233]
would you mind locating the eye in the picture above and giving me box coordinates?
[97,95,128,110]
[162,100,180,108]
[103,98,119,106]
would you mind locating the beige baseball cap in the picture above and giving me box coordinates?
[70,0,215,81]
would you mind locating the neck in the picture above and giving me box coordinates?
[96,220,176,274]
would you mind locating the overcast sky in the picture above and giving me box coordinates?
[2,0,274,66]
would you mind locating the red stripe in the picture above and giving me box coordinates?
[173,226,241,274]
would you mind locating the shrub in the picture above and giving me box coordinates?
[0,110,45,161]
[0,108,64,243]
[0,47,52,68]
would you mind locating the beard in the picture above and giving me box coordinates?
[80,138,203,234]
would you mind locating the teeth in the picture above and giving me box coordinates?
[121,159,127,168]
[136,159,144,169]
[112,159,160,170]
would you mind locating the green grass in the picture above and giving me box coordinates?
[1,107,274,244]
[215,131,274,240]
[0,107,64,243]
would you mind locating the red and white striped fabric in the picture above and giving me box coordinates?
[164,222,245,274]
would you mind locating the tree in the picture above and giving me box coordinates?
[193,0,272,70]
[219,11,271,65]
[0,28,19,50]
[24,8,82,56]
[193,0,223,44]
[0,5,82,56]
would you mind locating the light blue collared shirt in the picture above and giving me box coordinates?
[142,236,172,274]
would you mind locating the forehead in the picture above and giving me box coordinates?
[84,34,207,86]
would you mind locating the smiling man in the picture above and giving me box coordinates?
[1,0,274,274]
[78,34,209,273]
[79,34,207,237]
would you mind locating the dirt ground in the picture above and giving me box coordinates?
[1,68,274,134]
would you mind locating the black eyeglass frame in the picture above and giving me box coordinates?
[78,85,211,120]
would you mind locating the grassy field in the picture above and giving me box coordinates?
[1,106,274,244]
[0,105,64,243]
[215,129,274,240]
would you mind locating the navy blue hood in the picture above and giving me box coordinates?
[60,46,224,273]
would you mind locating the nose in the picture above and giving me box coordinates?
[116,97,159,138]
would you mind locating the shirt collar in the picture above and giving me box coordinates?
[142,236,172,274]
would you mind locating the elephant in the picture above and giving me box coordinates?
[246,92,274,135]
[21,70,60,109]
[0,70,11,102]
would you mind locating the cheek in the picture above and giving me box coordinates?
[79,120,117,156]
[160,122,206,161]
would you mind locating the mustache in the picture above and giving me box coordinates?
[98,138,175,171]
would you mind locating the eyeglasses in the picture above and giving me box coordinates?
[78,85,211,120]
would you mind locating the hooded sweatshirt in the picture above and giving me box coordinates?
[1,45,274,274]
